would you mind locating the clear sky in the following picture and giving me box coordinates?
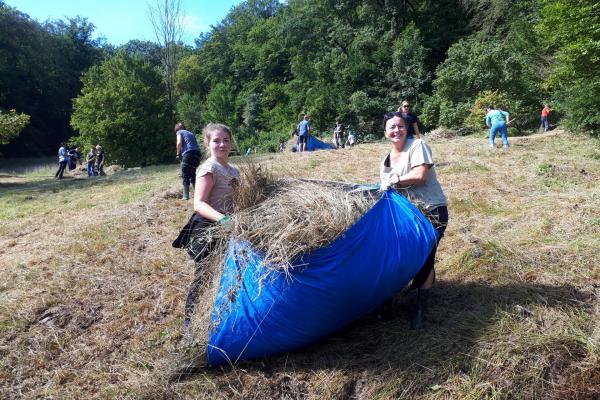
[6,0,244,46]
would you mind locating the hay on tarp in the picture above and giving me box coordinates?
[177,163,379,369]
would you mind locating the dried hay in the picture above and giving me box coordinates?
[230,163,379,270]
[426,127,463,140]
[178,163,379,370]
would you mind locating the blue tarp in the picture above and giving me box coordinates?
[206,189,436,366]
[306,136,336,151]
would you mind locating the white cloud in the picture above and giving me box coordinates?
[180,15,208,34]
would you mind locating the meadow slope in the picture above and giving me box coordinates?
[0,130,598,399]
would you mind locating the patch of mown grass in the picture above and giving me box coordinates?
[3,133,600,399]
[66,219,120,256]
[450,197,505,217]
[444,161,491,174]
[118,182,154,204]
[308,158,323,169]
[536,162,555,176]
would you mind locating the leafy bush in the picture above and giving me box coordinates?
[71,51,172,167]
[0,109,30,145]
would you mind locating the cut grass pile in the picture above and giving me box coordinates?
[0,129,598,399]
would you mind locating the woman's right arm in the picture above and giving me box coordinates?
[193,173,225,222]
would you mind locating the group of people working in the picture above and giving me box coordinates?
[54,143,105,179]
[295,101,421,152]
[293,114,356,152]
[170,99,554,339]
[171,105,448,338]
[486,103,552,148]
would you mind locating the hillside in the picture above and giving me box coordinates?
[0,130,599,399]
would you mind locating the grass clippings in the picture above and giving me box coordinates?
[1,129,599,399]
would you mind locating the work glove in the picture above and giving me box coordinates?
[380,172,400,191]
[218,215,232,228]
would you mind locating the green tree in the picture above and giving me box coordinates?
[536,0,600,135]
[71,51,171,167]
[0,109,30,145]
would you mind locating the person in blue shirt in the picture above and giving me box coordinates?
[175,122,201,200]
[485,106,510,148]
[54,142,68,179]
[86,147,96,176]
[296,115,311,152]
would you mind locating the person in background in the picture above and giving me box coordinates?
[379,112,448,329]
[346,131,356,147]
[67,146,81,171]
[95,145,106,175]
[397,100,421,138]
[86,146,96,177]
[54,142,68,179]
[175,122,201,201]
[172,123,241,339]
[334,120,345,149]
[297,115,311,152]
[485,105,510,148]
[540,104,551,132]
[279,140,286,152]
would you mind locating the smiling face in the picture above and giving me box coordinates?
[385,116,408,149]
[207,128,232,161]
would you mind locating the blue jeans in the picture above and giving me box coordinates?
[541,116,548,132]
[489,121,508,146]
[87,163,96,176]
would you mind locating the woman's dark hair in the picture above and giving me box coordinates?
[174,122,185,132]
[383,111,412,137]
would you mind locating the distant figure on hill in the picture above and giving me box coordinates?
[485,106,510,148]
[279,140,286,152]
[333,120,345,149]
[95,145,106,175]
[175,122,201,200]
[540,104,551,133]
[86,147,96,176]
[172,123,240,340]
[346,131,356,147]
[67,146,81,171]
[297,115,311,152]
[54,142,68,179]
[379,111,448,329]
[397,100,421,138]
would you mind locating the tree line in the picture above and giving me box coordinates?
[1,0,598,166]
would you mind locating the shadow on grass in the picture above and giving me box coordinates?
[175,281,594,397]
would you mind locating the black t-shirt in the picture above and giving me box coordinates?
[403,112,419,137]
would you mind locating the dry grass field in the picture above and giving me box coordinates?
[1,130,598,399]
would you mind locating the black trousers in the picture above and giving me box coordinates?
[181,150,201,186]
[55,161,67,178]
[411,206,449,288]
[173,213,217,320]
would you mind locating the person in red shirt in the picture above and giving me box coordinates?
[541,104,551,132]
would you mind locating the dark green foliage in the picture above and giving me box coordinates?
[423,1,544,130]
[4,0,599,159]
[0,3,104,156]
[536,0,600,136]
[71,51,171,167]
